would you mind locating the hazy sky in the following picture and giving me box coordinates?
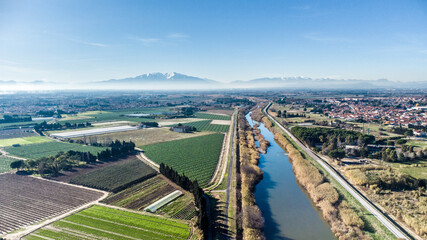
[1,0,427,83]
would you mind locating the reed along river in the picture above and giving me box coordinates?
[246,113,335,240]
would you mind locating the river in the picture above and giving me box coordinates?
[246,113,334,240]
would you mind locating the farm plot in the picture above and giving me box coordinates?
[3,142,107,160]
[168,120,229,132]
[73,127,211,146]
[194,112,231,120]
[0,128,36,139]
[69,156,156,192]
[50,125,139,139]
[24,205,191,240]
[0,156,16,173]
[0,173,104,235]
[103,175,176,210]
[0,136,52,147]
[157,193,196,220]
[141,133,224,186]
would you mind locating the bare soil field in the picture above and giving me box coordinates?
[0,173,104,235]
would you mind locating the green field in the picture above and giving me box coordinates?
[24,205,190,240]
[194,112,231,120]
[0,156,16,173]
[388,159,427,179]
[142,133,224,186]
[405,140,427,149]
[158,193,196,220]
[104,175,176,209]
[4,141,107,160]
[70,157,156,192]
[169,120,229,132]
[0,136,52,147]
[59,108,169,124]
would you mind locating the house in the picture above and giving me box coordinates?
[170,125,195,133]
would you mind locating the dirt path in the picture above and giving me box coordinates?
[0,148,27,161]
[135,148,159,172]
[204,111,236,191]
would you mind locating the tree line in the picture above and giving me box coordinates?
[11,140,135,175]
[159,163,208,239]
[0,115,32,124]
[34,121,91,135]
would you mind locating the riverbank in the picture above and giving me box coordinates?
[258,106,396,240]
[236,108,265,240]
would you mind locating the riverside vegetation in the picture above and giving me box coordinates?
[252,106,371,240]
[236,108,265,240]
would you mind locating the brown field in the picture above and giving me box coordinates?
[72,127,211,147]
[0,173,104,235]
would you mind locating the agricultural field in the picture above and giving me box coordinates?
[24,205,191,240]
[0,136,52,147]
[168,120,229,132]
[69,156,156,192]
[103,175,176,210]
[387,159,427,179]
[0,127,37,139]
[158,192,196,220]
[142,133,224,186]
[59,108,168,124]
[194,112,231,120]
[0,173,104,235]
[3,141,107,160]
[50,125,139,139]
[0,156,16,173]
[73,127,212,147]
[405,140,427,149]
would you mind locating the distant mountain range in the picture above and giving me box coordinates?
[1,72,426,90]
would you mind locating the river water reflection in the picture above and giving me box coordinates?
[246,113,334,240]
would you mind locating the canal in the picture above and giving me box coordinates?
[246,113,334,240]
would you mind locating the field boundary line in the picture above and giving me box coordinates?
[135,149,160,171]
[204,111,236,191]
[4,178,108,240]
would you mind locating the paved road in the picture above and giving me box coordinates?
[264,103,411,240]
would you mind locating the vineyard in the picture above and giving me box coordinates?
[0,136,52,147]
[103,175,175,210]
[0,173,104,235]
[4,141,107,159]
[0,156,15,173]
[24,205,191,240]
[194,112,231,120]
[142,133,224,186]
[169,120,229,132]
[69,157,156,192]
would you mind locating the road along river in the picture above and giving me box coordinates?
[246,113,335,240]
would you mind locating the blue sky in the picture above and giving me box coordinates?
[1,0,427,83]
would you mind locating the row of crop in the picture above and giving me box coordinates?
[194,112,231,120]
[168,120,229,132]
[4,141,106,160]
[142,133,224,186]
[26,205,190,240]
[70,158,156,192]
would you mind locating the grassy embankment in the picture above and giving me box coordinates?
[236,108,265,240]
